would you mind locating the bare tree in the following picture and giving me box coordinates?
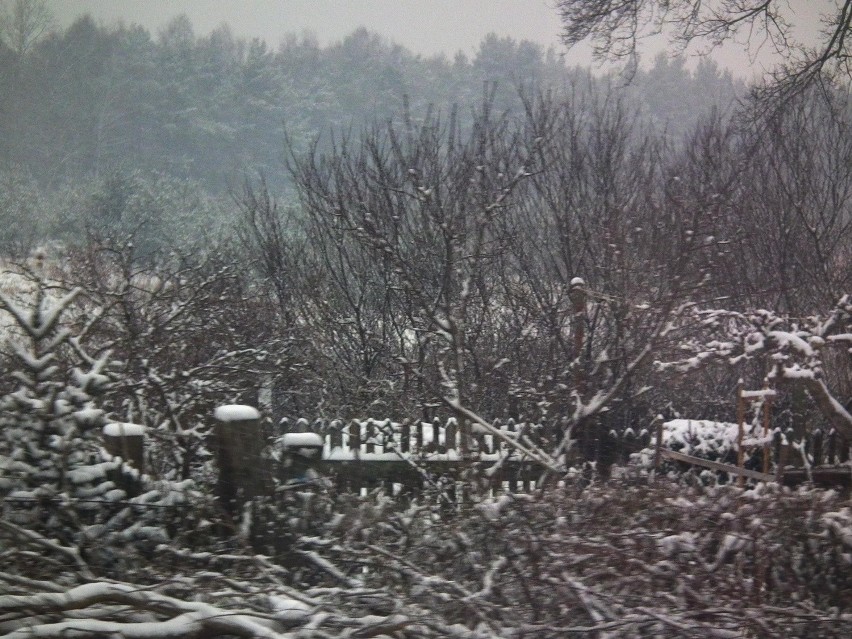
[728,91,852,315]
[282,88,743,476]
[556,0,852,101]
[59,236,277,481]
[0,0,53,57]
[657,295,852,439]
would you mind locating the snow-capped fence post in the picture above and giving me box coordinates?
[329,419,343,449]
[737,385,777,484]
[653,416,664,473]
[775,443,790,484]
[569,277,587,396]
[400,419,411,453]
[212,405,269,516]
[415,419,424,452]
[811,430,824,466]
[461,419,471,459]
[762,387,774,474]
[827,430,837,464]
[445,419,457,451]
[736,380,746,487]
[430,418,441,452]
[279,431,324,483]
[102,423,146,473]
[824,429,849,465]
[348,420,361,455]
[365,420,376,454]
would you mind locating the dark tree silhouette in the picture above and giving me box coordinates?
[556,0,852,101]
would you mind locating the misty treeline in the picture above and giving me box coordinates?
[0,13,738,194]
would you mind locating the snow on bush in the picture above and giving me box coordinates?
[632,419,742,471]
[0,266,199,576]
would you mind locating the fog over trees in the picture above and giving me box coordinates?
[1,2,851,637]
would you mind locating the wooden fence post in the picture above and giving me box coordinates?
[213,405,268,515]
[103,422,146,473]
[461,419,471,459]
[762,387,773,474]
[280,431,324,483]
[365,419,376,454]
[446,418,457,452]
[401,419,411,454]
[812,430,824,467]
[654,417,664,473]
[329,419,343,449]
[736,380,746,487]
[348,420,361,456]
[415,419,424,453]
[775,443,790,484]
[570,277,587,398]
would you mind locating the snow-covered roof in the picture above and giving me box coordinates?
[213,404,261,422]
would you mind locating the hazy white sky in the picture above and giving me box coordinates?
[54,1,568,56]
[52,0,829,78]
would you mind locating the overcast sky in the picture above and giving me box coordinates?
[54,1,566,55]
[52,0,829,78]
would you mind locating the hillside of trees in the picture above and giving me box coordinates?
[0,14,741,187]
[0,14,744,254]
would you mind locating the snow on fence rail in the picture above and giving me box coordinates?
[280,416,850,464]
[274,417,576,495]
[278,416,569,461]
[98,412,850,504]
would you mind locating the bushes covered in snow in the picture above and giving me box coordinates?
[2,480,851,637]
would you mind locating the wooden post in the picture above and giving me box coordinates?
[329,419,343,450]
[654,416,664,473]
[365,420,376,454]
[381,419,393,451]
[461,419,471,459]
[445,419,457,452]
[213,405,268,516]
[506,419,517,492]
[348,420,361,456]
[415,419,424,453]
[280,432,324,482]
[812,430,824,467]
[569,277,587,398]
[103,422,146,472]
[775,444,790,484]
[736,380,746,487]
[762,387,773,475]
[827,430,837,465]
[401,419,411,454]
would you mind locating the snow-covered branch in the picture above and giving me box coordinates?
[656,296,852,439]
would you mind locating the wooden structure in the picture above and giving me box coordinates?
[279,417,552,495]
[653,416,850,489]
[736,383,775,485]
[273,413,852,494]
[97,410,851,498]
[102,422,146,472]
[213,405,270,514]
